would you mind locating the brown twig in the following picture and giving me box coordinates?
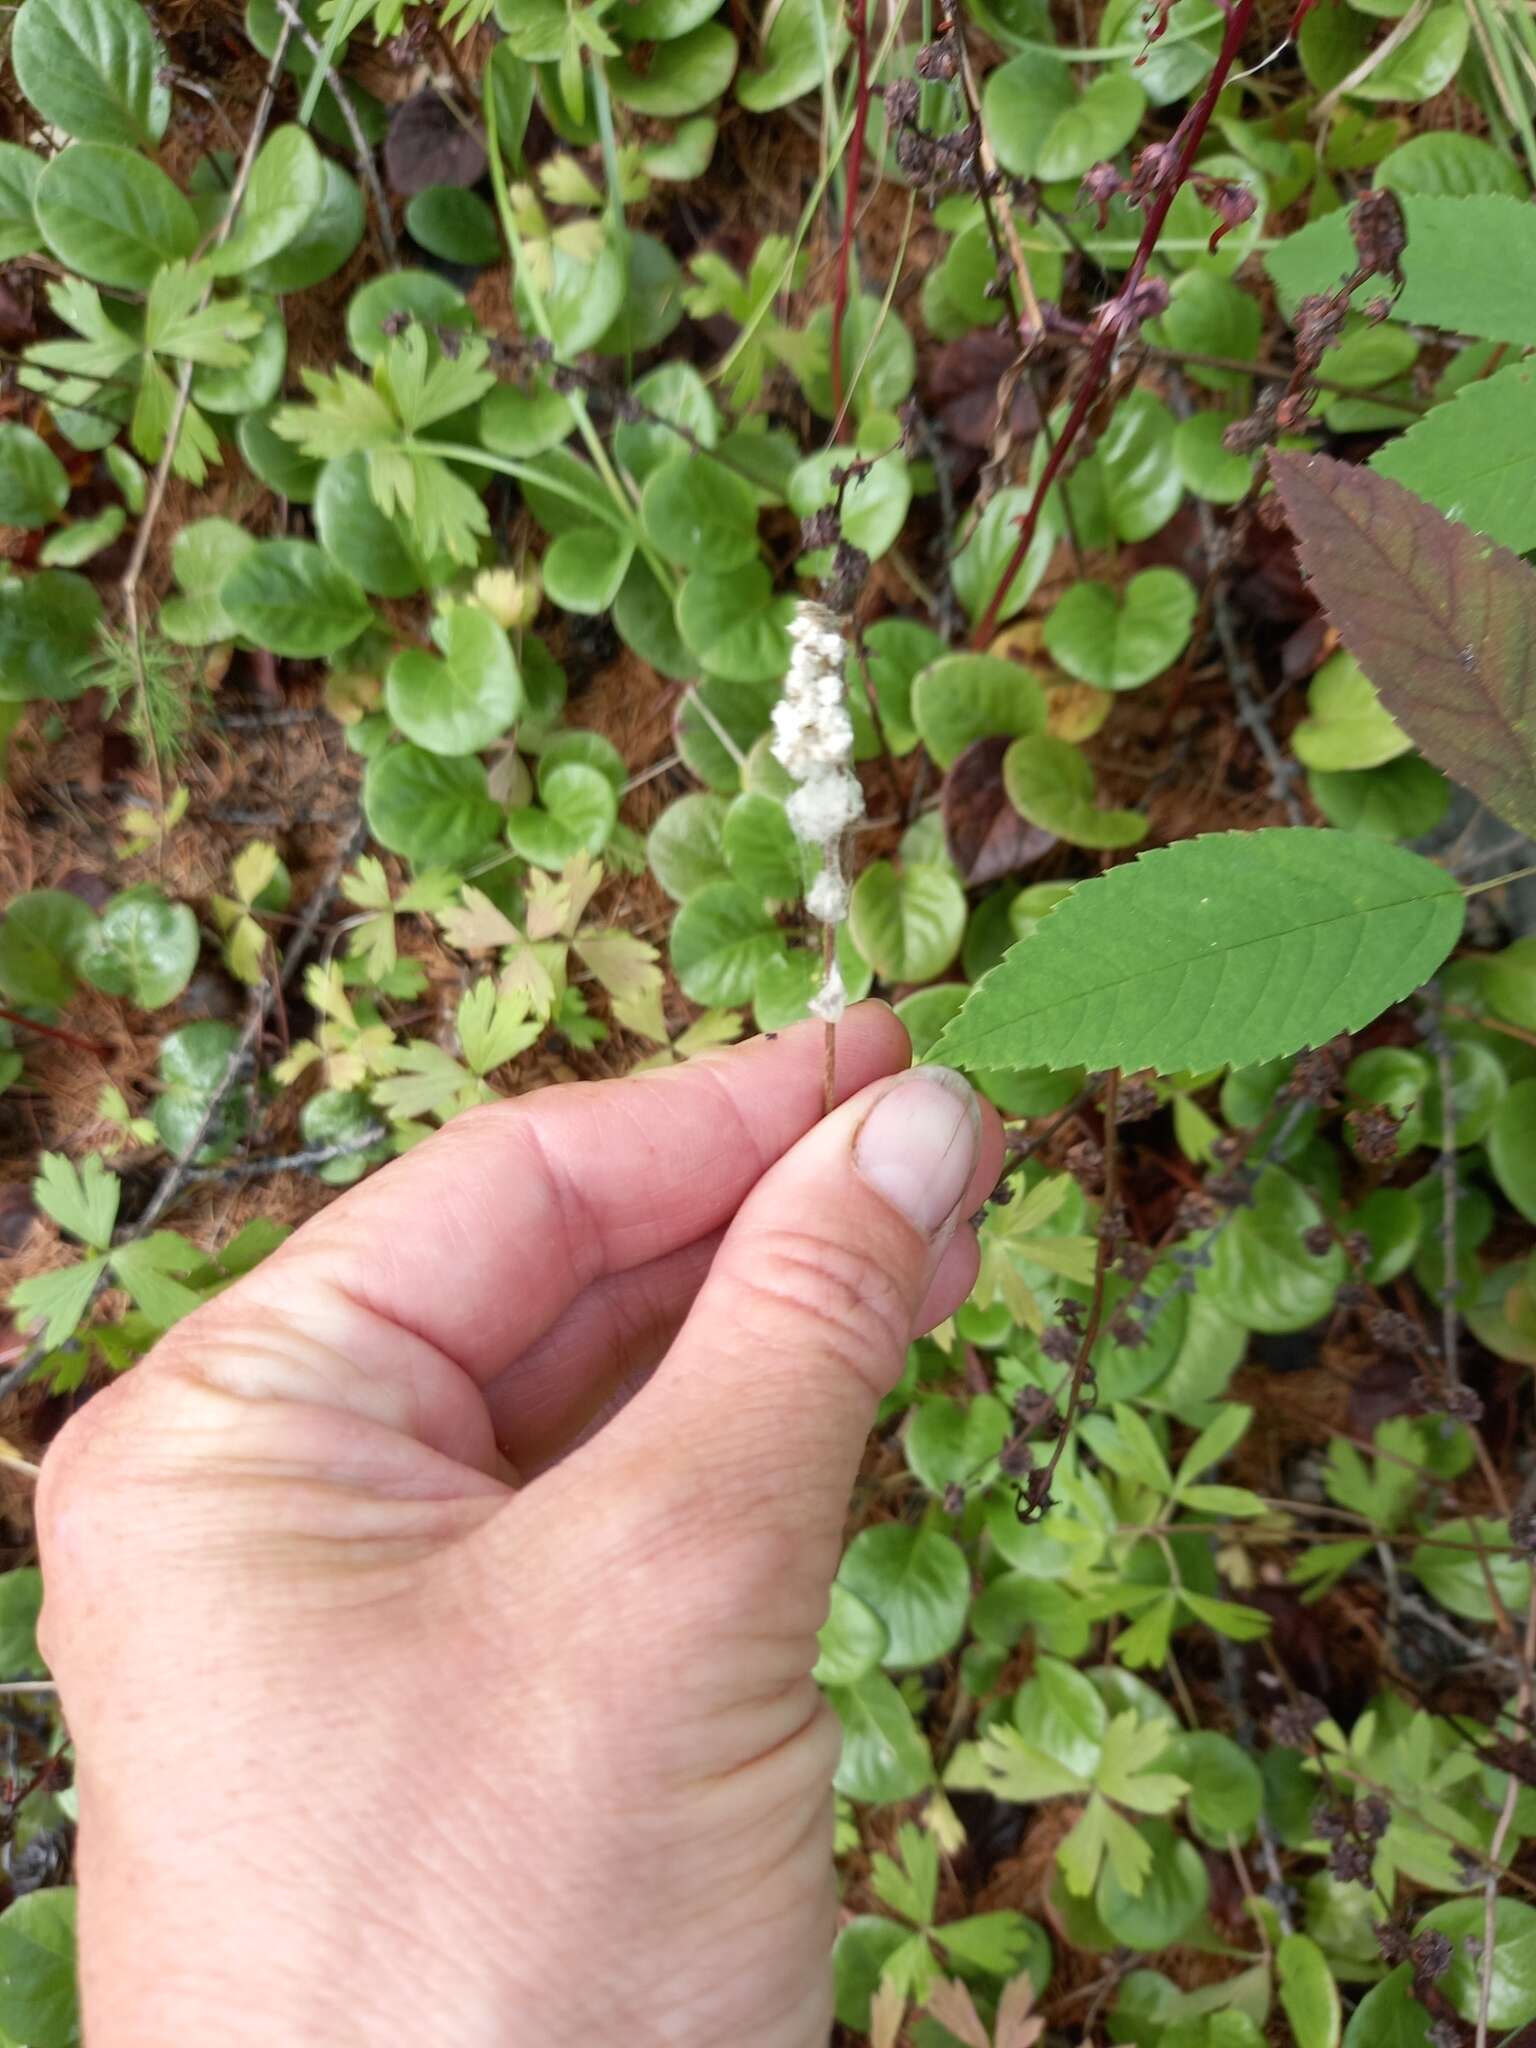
[821,920,837,1117]
[0,1008,110,1058]
[269,0,398,264]
[969,0,1261,647]
[828,0,871,438]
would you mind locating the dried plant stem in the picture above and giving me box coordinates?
[969,0,1261,648]
[956,36,1043,338]
[821,921,837,1115]
[270,0,397,263]
[0,1007,109,1058]
[1478,1582,1536,2048]
[829,0,872,436]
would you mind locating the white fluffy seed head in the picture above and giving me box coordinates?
[808,957,847,1024]
[787,766,863,848]
[772,601,858,785]
[806,866,850,924]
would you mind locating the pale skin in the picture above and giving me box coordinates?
[37,1002,1002,2046]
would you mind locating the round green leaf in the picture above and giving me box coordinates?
[1208,1165,1345,1332]
[1422,1037,1507,1148]
[1308,755,1450,840]
[13,0,169,146]
[751,929,872,1030]
[221,539,373,659]
[1489,1077,1536,1223]
[364,746,502,869]
[1409,1518,1531,1624]
[829,1673,934,1802]
[952,485,1060,627]
[406,184,501,266]
[1341,1967,1430,2048]
[0,142,43,264]
[1154,268,1260,394]
[1014,1654,1107,1774]
[837,1523,971,1667]
[593,230,683,356]
[1096,1820,1209,1949]
[300,1088,389,1187]
[905,1392,1010,1496]
[642,455,760,572]
[1277,1932,1342,2048]
[1165,1730,1262,1845]
[832,1916,912,2028]
[1416,1897,1536,2029]
[1044,569,1197,691]
[1092,390,1183,542]
[1293,651,1411,771]
[209,124,325,275]
[0,1567,45,1680]
[1378,131,1525,198]
[1300,0,1468,99]
[1002,734,1147,850]
[788,441,911,564]
[813,1582,889,1687]
[506,761,618,867]
[541,525,636,615]
[34,141,196,288]
[1174,412,1256,504]
[0,890,94,1009]
[237,407,321,503]
[670,879,783,1003]
[386,604,522,756]
[1350,1186,1422,1285]
[82,886,198,1009]
[153,1019,245,1162]
[519,229,626,361]
[721,791,801,899]
[677,563,793,682]
[912,653,1047,769]
[0,569,102,702]
[0,1888,78,2048]
[0,424,68,529]
[984,52,1145,182]
[314,452,442,599]
[737,0,846,109]
[192,293,287,415]
[245,157,363,293]
[615,362,720,483]
[647,793,730,900]
[159,516,256,646]
[849,861,966,983]
[675,674,778,791]
[856,619,939,758]
[608,23,740,115]
[347,269,475,366]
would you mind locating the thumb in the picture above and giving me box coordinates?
[607,1064,998,1589]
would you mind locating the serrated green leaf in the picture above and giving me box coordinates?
[935,829,1463,1076]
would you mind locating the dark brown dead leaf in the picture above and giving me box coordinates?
[927,330,1039,453]
[942,735,1056,886]
[384,91,487,197]
[1272,450,1536,835]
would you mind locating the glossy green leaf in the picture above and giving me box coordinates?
[934,829,1464,1077]
[736,0,845,110]
[0,143,43,264]
[153,1020,244,1163]
[1299,0,1467,99]
[1409,1517,1531,1623]
[81,886,198,1009]
[221,539,373,658]
[813,1583,889,1687]
[911,654,1047,769]
[210,124,325,275]
[1002,734,1148,850]
[1277,1933,1342,2048]
[406,185,501,266]
[364,746,502,869]
[721,792,800,899]
[1292,651,1411,772]
[608,23,739,116]
[0,890,94,1009]
[0,1888,78,2048]
[1416,1897,1536,2028]
[246,158,364,294]
[849,861,966,983]
[828,1675,934,1802]
[1377,131,1524,198]
[1489,1077,1536,1223]
[670,880,783,1003]
[386,604,522,756]
[13,0,169,146]
[1044,569,1197,692]
[985,52,1145,182]
[1341,1968,1430,2048]
[837,1524,971,1667]
[1307,755,1450,841]
[1095,1819,1209,1947]
[0,422,67,531]
[641,455,759,571]
[1174,413,1256,504]
[951,486,1061,628]
[647,793,730,900]
[542,525,636,614]
[0,570,102,702]
[1372,359,1536,555]
[35,142,197,289]
[1208,1166,1345,1333]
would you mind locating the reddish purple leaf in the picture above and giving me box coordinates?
[941,736,1056,886]
[1271,450,1536,835]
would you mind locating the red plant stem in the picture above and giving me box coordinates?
[969,0,1260,647]
[829,0,871,440]
[0,1006,109,1057]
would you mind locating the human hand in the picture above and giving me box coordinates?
[38,1004,1001,2047]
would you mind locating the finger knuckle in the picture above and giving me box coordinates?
[729,1226,915,1393]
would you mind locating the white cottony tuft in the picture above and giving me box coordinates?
[774,601,864,1023]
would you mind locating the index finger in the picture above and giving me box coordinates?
[231,1002,912,1386]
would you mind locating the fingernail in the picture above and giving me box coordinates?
[854,1067,981,1237]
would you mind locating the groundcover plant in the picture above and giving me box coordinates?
[1,0,1536,2038]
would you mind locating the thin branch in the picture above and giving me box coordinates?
[268,0,398,263]
[180,1127,386,1184]
[829,0,872,436]
[1478,1584,1536,2048]
[970,0,1262,647]
[0,1008,110,1058]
